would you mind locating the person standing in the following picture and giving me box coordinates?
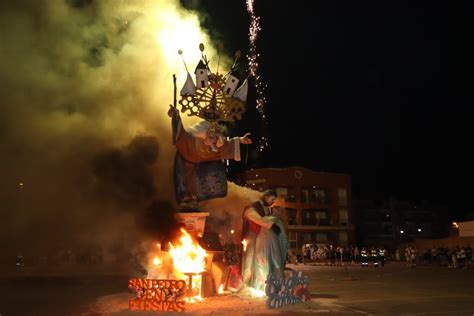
[410,247,417,268]
[371,247,379,268]
[361,247,369,267]
[379,247,387,267]
[354,246,360,265]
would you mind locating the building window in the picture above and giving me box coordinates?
[274,186,297,203]
[301,187,328,204]
[301,189,310,204]
[286,208,297,225]
[303,232,312,242]
[289,231,297,249]
[338,231,348,246]
[301,186,328,204]
[286,187,297,202]
[364,223,378,235]
[302,209,315,225]
[337,188,347,206]
[382,224,393,235]
[339,209,348,226]
[315,210,329,225]
[361,210,378,221]
[302,209,329,225]
[313,188,327,203]
[316,232,327,242]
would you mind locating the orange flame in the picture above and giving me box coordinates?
[152,257,161,266]
[169,228,207,303]
[169,228,206,274]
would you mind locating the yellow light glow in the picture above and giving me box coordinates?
[249,287,266,298]
[169,228,207,303]
[169,228,206,274]
[155,10,207,79]
[230,229,235,234]
[242,239,248,252]
[218,284,224,294]
[152,257,161,266]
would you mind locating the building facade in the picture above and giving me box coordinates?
[353,198,450,251]
[237,166,355,253]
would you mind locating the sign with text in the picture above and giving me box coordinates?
[128,278,186,312]
[265,271,310,309]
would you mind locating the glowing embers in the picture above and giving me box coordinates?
[128,278,186,312]
[218,283,224,294]
[249,287,266,298]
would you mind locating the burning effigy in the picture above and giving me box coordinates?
[127,40,309,312]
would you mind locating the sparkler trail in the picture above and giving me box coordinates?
[246,0,268,152]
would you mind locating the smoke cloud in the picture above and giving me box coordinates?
[0,0,250,258]
[200,182,262,244]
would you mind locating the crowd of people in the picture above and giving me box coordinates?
[403,245,473,269]
[297,244,388,267]
[292,244,473,270]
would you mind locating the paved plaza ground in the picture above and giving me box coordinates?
[298,262,474,315]
[1,262,473,315]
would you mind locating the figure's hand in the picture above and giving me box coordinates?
[240,132,252,144]
[270,224,281,235]
[168,105,179,118]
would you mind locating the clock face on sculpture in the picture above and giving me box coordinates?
[178,44,248,124]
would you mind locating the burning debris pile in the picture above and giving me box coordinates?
[129,226,208,312]
[129,211,223,311]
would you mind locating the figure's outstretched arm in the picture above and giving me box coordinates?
[240,132,252,144]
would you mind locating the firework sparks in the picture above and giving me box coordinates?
[246,0,268,152]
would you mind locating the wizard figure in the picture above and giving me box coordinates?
[169,43,251,207]
[168,106,251,205]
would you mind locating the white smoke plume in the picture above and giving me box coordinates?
[200,182,262,244]
[0,0,260,260]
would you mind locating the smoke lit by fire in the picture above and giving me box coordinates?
[0,0,227,257]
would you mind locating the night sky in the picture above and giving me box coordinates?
[186,1,474,219]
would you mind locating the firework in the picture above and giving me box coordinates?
[246,0,268,152]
